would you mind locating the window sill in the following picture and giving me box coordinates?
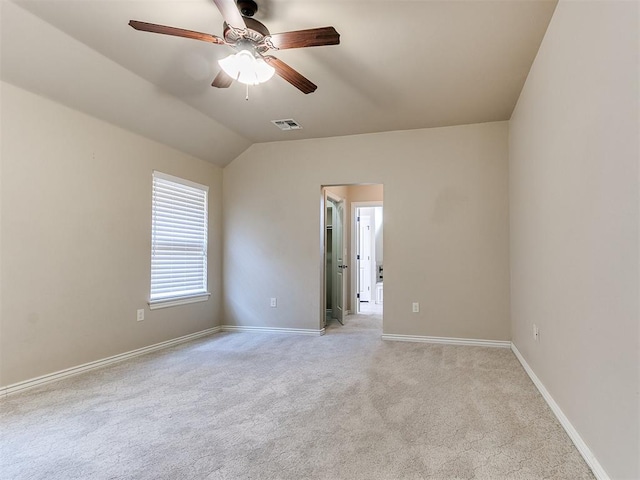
[148,293,211,310]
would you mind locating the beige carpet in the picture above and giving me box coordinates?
[1,309,594,479]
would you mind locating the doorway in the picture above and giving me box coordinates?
[353,203,383,314]
[321,185,383,331]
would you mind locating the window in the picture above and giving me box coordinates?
[149,171,210,309]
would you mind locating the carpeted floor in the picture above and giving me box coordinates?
[1,309,594,479]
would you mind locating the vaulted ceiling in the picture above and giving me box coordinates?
[1,0,557,166]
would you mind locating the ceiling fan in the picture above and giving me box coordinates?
[129,0,340,94]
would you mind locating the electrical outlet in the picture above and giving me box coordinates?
[137,309,144,322]
[412,302,420,313]
[533,324,539,341]
[270,298,277,308]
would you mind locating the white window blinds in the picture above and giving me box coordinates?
[150,172,209,305]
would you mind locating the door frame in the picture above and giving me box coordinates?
[351,201,383,314]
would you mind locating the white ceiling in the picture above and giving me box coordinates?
[1,0,557,166]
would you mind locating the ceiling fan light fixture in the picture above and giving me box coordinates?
[218,50,275,85]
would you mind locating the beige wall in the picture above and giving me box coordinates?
[0,82,222,387]
[508,1,639,478]
[348,185,384,203]
[324,185,349,199]
[223,121,510,340]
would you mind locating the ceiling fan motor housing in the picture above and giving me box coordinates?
[223,17,270,53]
[237,0,258,17]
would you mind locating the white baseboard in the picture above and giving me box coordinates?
[221,325,325,336]
[381,333,511,348]
[0,327,221,398]
[511,343,609,480]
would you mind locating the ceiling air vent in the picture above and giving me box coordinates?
[271,119,303,131]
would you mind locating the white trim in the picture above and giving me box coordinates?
[149,292,211,310]
[0,327,221,398]
[381,333,510,348]
[325,189,344,203]
[222,325,325,336]
[511,343,609,480]
[152,170,209,192]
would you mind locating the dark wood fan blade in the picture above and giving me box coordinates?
[213,0,246,29]
[265,27,340,50]
[129,21,225,45]
[212,70,234,88]
[263,56,317,94]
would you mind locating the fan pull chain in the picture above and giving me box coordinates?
[245,83,249,101]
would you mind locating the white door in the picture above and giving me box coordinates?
[358,215,373,302]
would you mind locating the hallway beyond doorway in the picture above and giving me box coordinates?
[358,301,383,316]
